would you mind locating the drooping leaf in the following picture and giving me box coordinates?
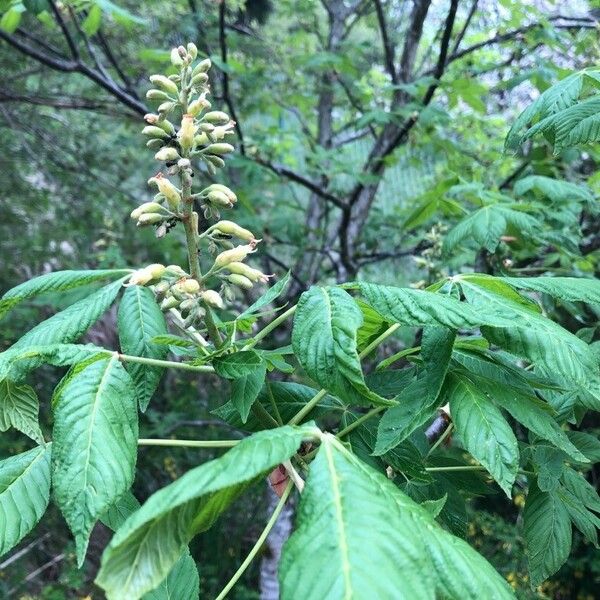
[213,350,263,379]
[0,379,44,444]
[229,362,267,423]
[0,269,130,321]
[514,175,594,204]
[524,481,572,586]
[566,431,600,462]
[100,491,200,600]
[292,286,390,406]
[448,374,519,496]
[279,435,514,600]
[0,445,51,556]
[52,356,138,565]
[10,279,125,351]
[118,286,168,411]
[375,327,455,455]
[237,271,291,319]
[96,424,318,600]
[502,276,600,306]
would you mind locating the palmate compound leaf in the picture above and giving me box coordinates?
[0,269,131,320]
[457,275,600,407]
[292,286,393,407]
[447,374,519,497]
[374,327,455,455]
[52,355,138,565]
[0,444,51,557]
[100,491,199,600]
[279,435,514,600]
[118,285,168,411]
[0,379,44,444]
[96,424,319,600]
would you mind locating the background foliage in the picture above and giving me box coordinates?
[0,0,599,598]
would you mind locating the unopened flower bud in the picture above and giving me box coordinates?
[207,190,233,207]
[158,101,177,113]
[209,184,237,203]
[205,155,225,169]
[146,139,164,150]
[203,111,230,125]
[148,174,181,210]
[178,45,187,59]
[128,268,153,286]
[150,74,178,95]
[154,281,170,296]
[199,122,215,133]
[228,273,253,289]
[130,202,164,220]
[191,72,209,87]
[187,42,198,60]
[155,147,181,162]
[161,295,180,310]
[146,264,167,279]
[200,290,224,309]
[205,143,234,156]
[155,223,168,238]
[142,125,170,139]
[178,114,197,153]
[214,244,257,268]
[178,158,191,169]
[214,220,255,242]
[194,132,209,147]
[192,58,211,76]
[227,262,270,283]
[146,89,171,101]
[179,298,197,313]
[144,113,160,124]
[188,97,211,117]
[137,213,164,226]
[170,47,184,66]
[173,278,201,295]
[166,265,187,277]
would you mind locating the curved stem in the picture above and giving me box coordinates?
[118,353,214,373]
[215,480,293,600]
[138,438,239,448]
[336,406,385,439]
[426,423,453,457]
[242,304,297,350]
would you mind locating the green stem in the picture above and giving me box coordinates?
[266,380,283,426]
[336,407,385,440]
[376,345,420,371]
[426,423,454,457]
[425,465,486,473]
[118,353,214,373]
[242,305,297,350]
[288,323,400,426]
[138,438,239,448]
[215,481,293,600]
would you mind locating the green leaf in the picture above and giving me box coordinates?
[448,374,519,496]
[96,424,318,600]
[279,435,514,599]
[52,356,138,565]
[0,445,51,556]
[213,350,263,379]
[0,379,44,444]
[561,467,600,513]
[23,0,48,14]
[375,327,455,454]
[503,276,600,305]
[358,282,515,330]
[514,175,594,204]
[82,4,102,35]
[10,279,125,351]
[554,485,600,547]
[237,271,291,319]
[0,269,130,321]
[524,481,572,586]
[100,491,200,600]
[292,286,389,406]
[118,286,168,411]
[471,377,586,462]
[229,362,267,423]
[566,431,600,462]
[0,8,22,33]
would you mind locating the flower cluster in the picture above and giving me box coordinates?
[128,43,271,332]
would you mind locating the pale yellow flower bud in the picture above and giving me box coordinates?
[227,274,253,289]
[146,89,170,101]
[173,278,201,295]
[187,43,198,60]
[178,114,197,153]
[200,290,224,309]
[146,264,167,279]
[227,262,270,283]
[142,126,170,139]
[170,47,184,66]
[161,295,180,310]
[158,101,177,113]
[205,143,234,155]
[214,221,256,242]
[191,72,209,87]
[128,268,153,286]
[203,111,230,125]
[214,244,257,268]
[207,190,233,207]
[149,75,178,95]
[188,96,211,117]
[192,58,211,76]
[155,147,180,162]
[130,202,164,220]
[166,265,188,277]
[137,214,164,226]
[148,174,181,210]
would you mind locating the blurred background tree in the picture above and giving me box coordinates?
[0,0,599,598]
